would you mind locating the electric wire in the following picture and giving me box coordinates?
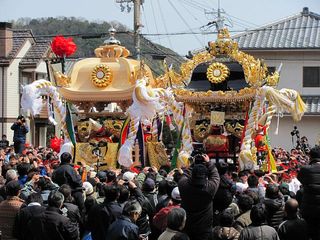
[157,0,173,49]
[150,0,162,45]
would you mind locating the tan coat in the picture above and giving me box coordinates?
[0,196,24,240]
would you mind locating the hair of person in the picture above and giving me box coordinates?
[5,180,21,197]
[166,180,178,197]
[122,200,142,217]
[106,171,116,183]
[285,198,299,217]
[173,170,184,183]
[118,185,130,204]
[5,169,18,182]
[27,192,43,205]
[2,134,6,138]
[104,184,120,202]
[216,161,229,175]
[48,190,65,208]
[158,168,168,178]
[60,152,72,163]
[219,209,234,227]
[250,203,267,226]
[266,184,279,199]
[58,184,73,203]
[167,208,187,231]
[248,175,259,188]
[158,179,167,195]
[237,194,254,212]
[17,163,31,176]
[245,190,259,205]
[171,232,190,240]
[238,171,248,178]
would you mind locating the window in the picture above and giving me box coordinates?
[303,67,320,87]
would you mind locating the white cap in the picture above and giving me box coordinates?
[171,187,181,201]
[123,171,137,182]
[83,181,94,196]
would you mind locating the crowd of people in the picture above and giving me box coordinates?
[0,130,320,239]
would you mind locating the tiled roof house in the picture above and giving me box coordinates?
[0,22,51,146]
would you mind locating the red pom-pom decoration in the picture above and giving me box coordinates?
[51,35,77,57]
[50,136,63,153]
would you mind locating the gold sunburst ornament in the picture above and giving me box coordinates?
[91,64,112,88]
[206,62,230,84]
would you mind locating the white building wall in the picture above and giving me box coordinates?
[269,115,320,150]
[5,41,32,144]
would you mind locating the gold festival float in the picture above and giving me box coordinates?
[21,27,306,172]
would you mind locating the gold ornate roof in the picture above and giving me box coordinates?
[155,28,280,103]
[53,42,154,103]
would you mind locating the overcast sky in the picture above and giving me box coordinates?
[1,0,319,55]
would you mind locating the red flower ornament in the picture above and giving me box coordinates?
[51,35,77,57]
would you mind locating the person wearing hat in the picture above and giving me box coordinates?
[153,187,182,234]
[178,154,220,240]
[0,180,24,239]
[11,115,29,154]
[297,145,320,240]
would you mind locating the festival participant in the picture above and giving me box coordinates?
[212,209,240,240]
[158,208,187,240]
[87,185,122,240]
[263,184,285,229]
[0,134,9,149]
[234,194,254,232]
[52,152,84,211]
[106,200,142,240]
[11,115,29,154]
[0,180,24,239]
[277,199,308,240]
[178,154,220,240]
[239,204,279,240]
[297,145,320,240]
[28,190,79,240]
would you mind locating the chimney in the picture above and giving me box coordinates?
[0,22,13,58]
[302,7,309,16]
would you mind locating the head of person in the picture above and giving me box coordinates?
[248,175,259,188]
[104,185,120,202]
[216,161,229,175]
[285,198,299,218]
[60,152,72,164]
[48,190,65,209]
[191,164,208,187]
[142,178,155,192]
[2,134,7,140]
[6,169,18,182]
[27,192,43,205]
[106,170,116,183]
[5,180,21,197]
[171,187,181,204]
[58,184,73,203]
[219,209,235,227]
[237,194,254,212]
[97,171,107,183]
[17,162,30,177]
[250,203,267,226]
[9,153,18,166]
[167,208,187,231]
[171,233,190,240]
[118,185,130,204]
[158,180,167,196]
[266,184,280,199]
[309,146,320,164]
[166,180,178,197]
[238,171,248,183]
[17,115,26,124]
[122,200,142,222]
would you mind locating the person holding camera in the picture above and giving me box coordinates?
[178,153,220,240]
[11,115,29,154]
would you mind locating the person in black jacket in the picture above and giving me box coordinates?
[28,190,79,240]
[11,115,29,154]
[277,198,308,240]
[52,152,84,211]
[297,146,320,240]
[178,154,220,240]
[106,200,141,240]
[87,184,122,240]
[264,184,285,230]
[14,193,46,240]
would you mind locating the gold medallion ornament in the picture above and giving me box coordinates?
[206,62,230,84]
[91,64,112,88]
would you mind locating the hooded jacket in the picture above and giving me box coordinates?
[264,196,285,229]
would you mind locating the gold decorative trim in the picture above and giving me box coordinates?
[207,62,230,84]
[91,64,112,88]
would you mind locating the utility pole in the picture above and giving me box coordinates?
[133,0,141,60]
[115,0,143,60]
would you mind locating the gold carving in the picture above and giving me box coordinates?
[207,62,230,84]
[147,142,169,169]
[91,64,112,88]
[53,71,71,87]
